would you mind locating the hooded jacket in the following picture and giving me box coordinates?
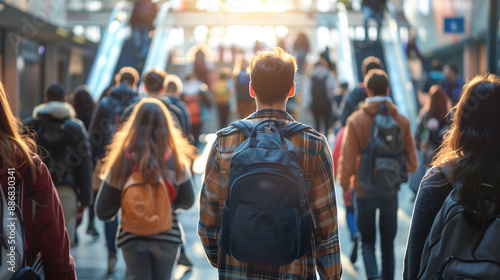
[0,157,76,280]
[338,98,418,197]
[24,101,92,206]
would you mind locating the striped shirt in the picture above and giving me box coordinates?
[198,109,342,280]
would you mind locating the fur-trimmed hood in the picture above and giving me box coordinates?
[32,101,76,120]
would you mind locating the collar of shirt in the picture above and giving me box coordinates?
[366,95,393,104]
[246,109,295,123]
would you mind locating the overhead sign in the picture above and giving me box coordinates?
[444,17,465,33]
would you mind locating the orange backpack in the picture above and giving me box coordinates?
[121,172,174,236]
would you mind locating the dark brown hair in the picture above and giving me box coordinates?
[117,67,140,87]
[361,56,382,76]
[364,69,388,96]
[143,68,167,93]
[431,74,500,232]
[248,47,297,105]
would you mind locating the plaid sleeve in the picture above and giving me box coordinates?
[197,138,222,268]
[310,138,342,280]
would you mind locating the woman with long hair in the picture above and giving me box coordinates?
[409,85,452,196]
[0,83,76,279]
[403,74,500,279]
[95,98,196,280]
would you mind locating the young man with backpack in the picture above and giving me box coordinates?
[198,47,342,279]
[338,69,418,280]
[308,53,338,135]
[88,66,140,273]
[24,83,93,247]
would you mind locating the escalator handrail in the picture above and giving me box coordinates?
[336,2,358,88]
[380,2,418,131]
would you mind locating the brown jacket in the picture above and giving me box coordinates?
[338,99,418,197]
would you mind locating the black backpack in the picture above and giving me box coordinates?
[36,117,69,179]
[220,120,314,265]
[418,181,500,280]
[311,74,329,109]
[235,72,252,102]
[358,103,408,195]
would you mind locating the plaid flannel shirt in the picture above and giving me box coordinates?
[198,109,342,280]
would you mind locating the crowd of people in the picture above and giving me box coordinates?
[0,21,499,280]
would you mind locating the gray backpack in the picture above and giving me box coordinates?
[418,182,500,280]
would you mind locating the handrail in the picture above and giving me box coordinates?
[381,3,418,130]
[336,2,358,88]
[87,1,133,101]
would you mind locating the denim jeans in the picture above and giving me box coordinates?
[355,194,398,280]
[105,219,118,254]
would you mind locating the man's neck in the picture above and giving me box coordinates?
[147,91,161,97]
[255,100,287,112]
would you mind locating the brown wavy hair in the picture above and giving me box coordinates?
[421,84,452,122]
[0,82,37,178]
[431,74,500,230]
[101,98,195,187]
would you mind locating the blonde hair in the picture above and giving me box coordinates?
[101,98,195,186]
[0,82,37,178]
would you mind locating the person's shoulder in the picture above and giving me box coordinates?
[216,124,240,137]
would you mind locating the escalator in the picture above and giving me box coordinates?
[87,1,133,100]
[87,1,158,100]
[337,3,418,129]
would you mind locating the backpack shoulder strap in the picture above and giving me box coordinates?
[230,120,253,137]
[283,122,311,138]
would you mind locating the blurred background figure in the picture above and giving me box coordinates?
[409,85,452,196]
[293,32,310,75]
[443,62,465,106]
[130,0,157,63]
[71,85,99,239]
[213,68,234,129]
[233,59,255,119]
[307,53,338,135]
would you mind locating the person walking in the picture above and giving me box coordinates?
[164,74,193,142]
[442,62,464,106]
[88,66,140,273]
[95,98,196,280]
[408,85,452,195]
[307,53,338,135]
[0,82,77,279]
[71,85,99,238]
[340,56,383,126]
[198,47,342,279]
[24,83,93,246]
[403,74,500,280]
[338,69,418,280]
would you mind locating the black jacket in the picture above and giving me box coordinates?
[88,84,139,164]
[25,101,93,206]
[340,84,368,126]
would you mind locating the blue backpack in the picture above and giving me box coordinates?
[220,120,314,265]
